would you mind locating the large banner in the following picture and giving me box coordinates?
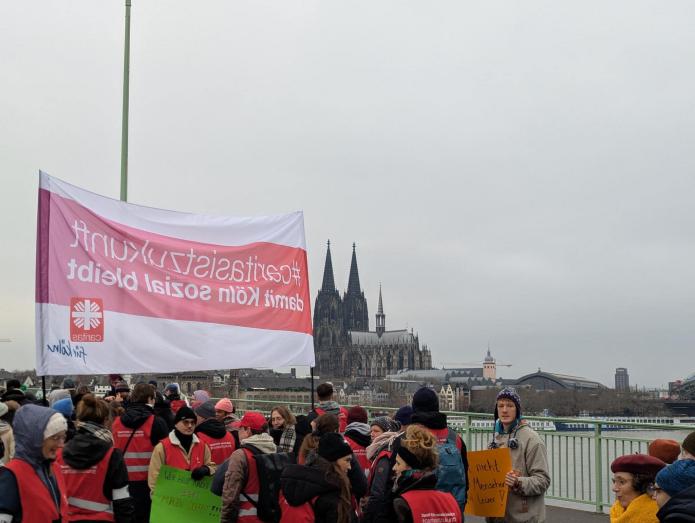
[35,172,314,375]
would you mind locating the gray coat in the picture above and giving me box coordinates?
[486,422,550,523]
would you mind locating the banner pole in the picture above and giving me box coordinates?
[310,367,315,410]
[41,376,47,406]
[120,0,132,202]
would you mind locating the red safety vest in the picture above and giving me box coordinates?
[170,399,187,414]
[238,448,262,522]
[400,490,462,523]
[112,415,155,482]
[5,458,65,523]
[345,436,370,476]
[279,492,316,522]
[368,448,392,491]
[314,406,349,432]
[197,431,236,465]
[161,435,205,471]
[54,447,115,522]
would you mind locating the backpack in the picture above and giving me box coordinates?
[435,429,467,511]
[279,493,316,523]
[242,447,296,522]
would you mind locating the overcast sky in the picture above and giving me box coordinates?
[2,1,694,388]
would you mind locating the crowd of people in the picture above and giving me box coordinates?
[0,376,694,522]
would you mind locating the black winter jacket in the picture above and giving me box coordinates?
[119,402,169,447]
[657,483,695,522]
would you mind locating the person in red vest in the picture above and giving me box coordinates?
[306,383,349,433]
[392,425,462,523]
[112,383,169,523]
[163,383,187,414]
[343,406,371,476]
[148,407,216,493]
[220,411,277,522]
[194,400,236,465]
[54,393,135,522]
[0,404,67,522]
[280,432,355,523]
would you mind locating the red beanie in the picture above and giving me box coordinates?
[347,406,368,425]
[648,439,681,464]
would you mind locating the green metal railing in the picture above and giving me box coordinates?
[226,398,695,512]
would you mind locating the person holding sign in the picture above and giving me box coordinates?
[486,388,550,523]
[148,407,216,494]
[392,424,462,523]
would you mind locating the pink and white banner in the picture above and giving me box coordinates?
[35,172,314,376]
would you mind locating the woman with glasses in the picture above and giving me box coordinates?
[0,404,67,522]
[147,406,216,495]
[609,454,665,522]
[651,459,695,522]
[54,393,135,521]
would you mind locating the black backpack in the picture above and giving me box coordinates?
[242,447,295,523]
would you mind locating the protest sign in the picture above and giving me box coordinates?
[35,171,314,375]
[464,447,512,518]
[150,465,220,522]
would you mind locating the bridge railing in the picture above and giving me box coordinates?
[224,398,695,512]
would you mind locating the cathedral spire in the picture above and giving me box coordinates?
[376,283,385,336]
[320,240,336,291]
[346,242,362,295]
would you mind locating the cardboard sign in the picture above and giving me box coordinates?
[464,447,513,518]
[150,465,221,522]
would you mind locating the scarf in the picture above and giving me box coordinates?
[366,430,401,461]
[175,429,193,453]
[609,494,659,523]
[77,420,113,443]
[277,426,296,453]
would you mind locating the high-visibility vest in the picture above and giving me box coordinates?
[112,415,155,482]
[345,436,370,476]
[197,430,235,465]
[314,406,349,433]
[400,490,462,523]
[170,399,187,414]
[161,435,205,471]
[238,448,262,522]
[279,492,316,522]
[368,448,392,491]
[5,458,64,523]
[54,447,116,522]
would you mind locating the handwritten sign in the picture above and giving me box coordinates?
[464,448,512,518]
[150,465,221,523]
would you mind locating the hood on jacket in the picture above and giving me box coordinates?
[13,404,58,467]
[316,400,342,416]
[241,433,277,454]
[345,424,371,448]
[411,410,447,430]
[120,402,155,429]
[195,418,227,439]
[61,428,112,469]
[281,461,340,506]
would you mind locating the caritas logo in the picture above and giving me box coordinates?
[70,297,104,342]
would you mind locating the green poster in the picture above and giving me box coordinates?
[150,465,222,523]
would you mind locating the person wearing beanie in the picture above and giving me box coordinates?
[54,393,136,521]
[487,387,549,523]
[0,401,15,465]
[280,432,354,523]
[112,382,170,521]
[195,399,236,465]
[53,397,78,442]
[653,459,695,521]
[682,431,695,460]
[394,405,414,428]
[270,405,298,453]
[220,411,277,522]
[148,406,216,493]
[609,454,665,523]
[0,405,67,522]
[215,397,238,432]
[344,406,371,475]
[392,425,463,523]
[164,383,188,414]
[307,382,350,432]
[370,416,400,440]
[649,439,682,465]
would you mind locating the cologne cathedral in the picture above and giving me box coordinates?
[313,242,432,378]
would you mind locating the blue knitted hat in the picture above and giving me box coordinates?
[656,459,695,497]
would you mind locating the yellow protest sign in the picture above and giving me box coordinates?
[464,447,513,518]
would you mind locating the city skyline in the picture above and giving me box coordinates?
[2,1,695,388]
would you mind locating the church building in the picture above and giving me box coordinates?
[313,242,432,378]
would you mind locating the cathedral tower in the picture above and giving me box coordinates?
[343,243,369,332]
[375,284,385,336]
[313,241,344,374]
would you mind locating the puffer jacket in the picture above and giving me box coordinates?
[486,421,550,523]
[657,483,695,522]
